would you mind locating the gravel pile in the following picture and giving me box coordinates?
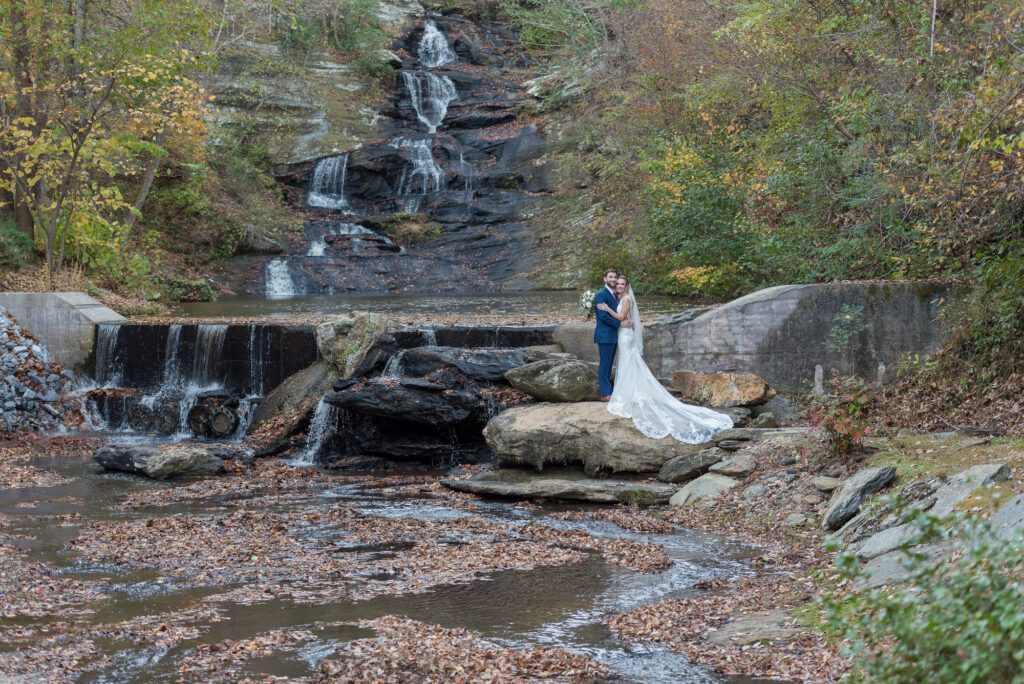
[0,307,79,433]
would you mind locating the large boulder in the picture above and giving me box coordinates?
[483,402,707,476]
[551,322,599,364]
[671,369,775,408]
[669,473,739,507]
[929,463,1010,516]
[504,358,600,402]
[443,469,676,504]
[658,447,726,483]
[247,360,332,433]
[94,444,229,479]
[822,466,897,530]
[401,346,527,382]
[316,313,394,378]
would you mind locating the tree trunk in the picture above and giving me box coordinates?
[9,2,37,239]
[125,126,168,230]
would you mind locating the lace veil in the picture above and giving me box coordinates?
[627,285,643,355]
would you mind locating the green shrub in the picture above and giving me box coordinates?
[804,374,875,460]
[826,512,1024,683]
[0,218,33,268]
[166,276,215,302]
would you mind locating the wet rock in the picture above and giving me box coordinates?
[443,469,676,504]
[669,473,739,507]
[822,467,897,530]
[316,313,394,378]
[94,444,228,479]
[402,346,527,382]
[709,453,756,478]
[671,369,775,408]
[504,358,599,402]
[658,448,726,483]
[484,402,707,476]
[324,382,481,427]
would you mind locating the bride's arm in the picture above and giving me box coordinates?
[597,298,630,321]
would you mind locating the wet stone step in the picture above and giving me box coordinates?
[443,469,677,505]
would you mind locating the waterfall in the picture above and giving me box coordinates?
[419,19,456,67]
[94,323,123,386]
[307,154,351,210]
[393,138,445,196]
[459,152,474,191]
[420,328,437,346]
[265,258,298,298]
[190,324,228,387]
[402,71,457,133]
[162,324,183,385]
[295,399,338,465]
[380,351,406,381]
[248,325,266,397]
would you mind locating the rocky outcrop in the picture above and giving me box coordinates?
[671,370,775,408]
[669,473,740,507]
[822,466,897,530]
[324,381,483,427]
[483,402,707,476]
[316,313,394,378]
[504,358,600,402]
[443,469,676,504]
[94,444,232,479]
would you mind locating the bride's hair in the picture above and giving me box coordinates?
[616,275,630,286]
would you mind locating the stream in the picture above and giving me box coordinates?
[0,449,765,682]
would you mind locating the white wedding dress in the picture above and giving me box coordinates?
[608,289,733,443]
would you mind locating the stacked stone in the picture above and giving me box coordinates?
[0,306,77,433]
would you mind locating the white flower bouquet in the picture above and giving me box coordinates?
[579,289,596,319]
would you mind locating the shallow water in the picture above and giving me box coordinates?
[173,291,702,320]
[0,452,763,683]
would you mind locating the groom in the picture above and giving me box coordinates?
[594,268,621,401]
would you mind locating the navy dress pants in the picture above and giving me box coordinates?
[598,343,617,397]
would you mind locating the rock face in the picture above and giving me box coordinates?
[94,445,228,479]
[504,358,600,402]
[671,370,775,408]
[669,473,739,507]
[658,448,726,483]
[443,469,676,504]
[928,463,1010,516]
[324,382,482,427]
[822,467,897,530]
[483,402,707,476]
[316,313,393,378]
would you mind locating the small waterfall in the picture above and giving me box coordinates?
[380,351,406,381]
[296,399,338,465]
[307,154,351,210]
[459,152,474,191]
[248,325,266,397]
[402,71,457,133]
[94,323,123,386]
[393,138,445,196]
[265,258,298,298]
[419,19,456,67]
[162,324,183,385]
[420,328,437,346]
[191,324,228,386]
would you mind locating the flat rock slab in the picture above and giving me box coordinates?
[852,523,918,560]
[709,453,756,478]
[992,493,1024,541]
[442,469,676,504]
[94,444,230,479]
[855,545,946,589]
[659,448,725,483]
[707,609,804,646]
[929,463,1011,517]
[483,402,708,476]
[822,466,897,530]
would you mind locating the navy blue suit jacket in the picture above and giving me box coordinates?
[593,287,621,344]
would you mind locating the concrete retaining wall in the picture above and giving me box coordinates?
[0,292,124,369]
[644,282,947,392]
[553,282,947,393]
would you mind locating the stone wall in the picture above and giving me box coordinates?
[642,282,947,393]
[0,292,124,370]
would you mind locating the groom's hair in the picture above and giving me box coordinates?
[604,268,618,277]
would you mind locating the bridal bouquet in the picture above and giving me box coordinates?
[579,289,596,319]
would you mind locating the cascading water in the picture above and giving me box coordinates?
[418,18,456,67]
[307,154,351,210]
[420,328,438,346]
[402,71,458,133]
[380,351,406,381]
[265,258,298,298]
[94,323,123,386]
[393,138,446,196]
[294,399,339,465]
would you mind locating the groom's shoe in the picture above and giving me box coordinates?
[599,396,611,402]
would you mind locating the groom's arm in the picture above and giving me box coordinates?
[596,291,620,329]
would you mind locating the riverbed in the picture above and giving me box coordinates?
[0,437,764,683]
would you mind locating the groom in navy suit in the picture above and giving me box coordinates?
[594,268,621,400]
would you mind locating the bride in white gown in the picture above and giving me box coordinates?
[597,275,733,443]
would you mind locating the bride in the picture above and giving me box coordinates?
[597,275,733,443]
